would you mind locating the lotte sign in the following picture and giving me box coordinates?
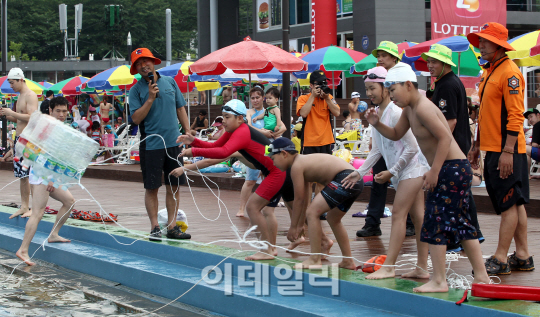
[311,0,337,50]
[431,0,506,39]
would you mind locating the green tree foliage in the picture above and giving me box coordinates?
[5,0,197,61]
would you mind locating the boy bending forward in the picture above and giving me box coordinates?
[365,63,489,292]
[268,138,363,270]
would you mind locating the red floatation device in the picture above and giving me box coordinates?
[471,283,540,301]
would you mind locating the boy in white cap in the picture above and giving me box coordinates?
[0,68,38,219]
[364,63,489,292]
[342,66,430,280]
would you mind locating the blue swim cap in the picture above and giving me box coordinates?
[71,122,79,128]
[357,101,368,113]
[222,99,247,116]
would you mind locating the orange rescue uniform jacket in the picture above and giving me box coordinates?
[478,56,526,154]
[296,93,335,147]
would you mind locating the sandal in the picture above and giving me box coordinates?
[44,206,58,214]
[102,213,118,222]
[70,209,82,220]
[484,255,510,275]
[508,252,535,271]
[81,211,92,221]
[2,203,19,208]
[90,212,102,221]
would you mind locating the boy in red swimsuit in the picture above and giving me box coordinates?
[173,100,291,261]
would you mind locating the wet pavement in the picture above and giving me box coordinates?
[0,249,212,317]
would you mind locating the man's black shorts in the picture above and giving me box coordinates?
[140,146,186,190]
[484,151,529,215]
[302,144,332,155]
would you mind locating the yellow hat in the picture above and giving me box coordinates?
[421,44,456,67]
[372,41,401,60]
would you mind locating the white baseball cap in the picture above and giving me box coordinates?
[7,67,24,80]
[351,92,360,98]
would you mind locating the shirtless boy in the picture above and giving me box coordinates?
[268,138,363,270]
[348,92,362,129]
[342,66,430,280]
[365,63,489,292]
[0,68,38,219]
[15,96,76,266]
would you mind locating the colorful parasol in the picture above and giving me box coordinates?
[48,76,90,96]
[507,30,540,66]
[0,76,46,95]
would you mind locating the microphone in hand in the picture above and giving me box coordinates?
[148,73,160,99]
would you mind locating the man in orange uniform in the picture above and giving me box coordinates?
[468,23,534,275]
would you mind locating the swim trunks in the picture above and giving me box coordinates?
[102,118,110,123]
[13,136,30,178]
[321,169,364,212]
[484,151,529,214]
[420,159,478,245]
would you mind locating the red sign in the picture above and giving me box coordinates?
[431,0,506,39]
[311,0,337,50]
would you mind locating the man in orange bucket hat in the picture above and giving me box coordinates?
[467,23,534,275]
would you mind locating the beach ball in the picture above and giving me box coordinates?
[357,101,368,113]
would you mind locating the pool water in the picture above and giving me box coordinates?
[0,267,144,317]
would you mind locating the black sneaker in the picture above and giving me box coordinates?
[484,255,511,275]
[149,225,162,242]
[166,225,191,240]
[508,252,535,271]
[405,226,415,237]
[356,225,382,237]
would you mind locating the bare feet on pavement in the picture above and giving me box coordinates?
[286,236,306,253]
[294,256,323,269]
[9,207,31,219]
[401,267,430,279]
[245,251,275,261]
[339,259,356,270]
[320,239,334,260]
[236,210,245,217]
[366,267,395,279]
[16,250,35,266]
[413,280,449,293]
[48,235,71,243]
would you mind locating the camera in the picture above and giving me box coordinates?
[317,81,332,95]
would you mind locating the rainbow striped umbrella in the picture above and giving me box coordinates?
[48,76,90,96]
[0,76,46,95]
[404,35,483,77]
[350,41,422,75]
[158,61,196,93]
[294,45,367,79]
[86,65,139,89]
[507,30,540,66]
[38,81,54,88]
[531,43,540,57]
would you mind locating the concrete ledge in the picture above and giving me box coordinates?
[0,209,530,317]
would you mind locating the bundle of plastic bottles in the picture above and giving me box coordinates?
[14,111,99,190]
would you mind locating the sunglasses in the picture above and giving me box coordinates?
[363,73,386,80]
[383,81,402,88]
[221,105,244,116]
[264,144,296,156]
